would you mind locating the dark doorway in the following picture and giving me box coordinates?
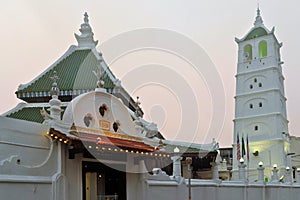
[82,161,126,200]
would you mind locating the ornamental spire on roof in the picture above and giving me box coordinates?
[50,71,60,96]
[254,5,264,27]
[48,71,63,120]
[135,96,143,118]
[93,63,106,92]
[75,12,98,48]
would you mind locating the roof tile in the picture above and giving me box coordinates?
[17,50,115,96]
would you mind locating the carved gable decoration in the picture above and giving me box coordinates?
[63,91,135,136]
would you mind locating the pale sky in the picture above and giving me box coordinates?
[1,0,300,147]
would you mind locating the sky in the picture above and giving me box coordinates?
[1,0,300,147]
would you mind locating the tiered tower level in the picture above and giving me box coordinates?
[233,8,291,181]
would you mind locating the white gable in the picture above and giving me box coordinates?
[63,90,135,136]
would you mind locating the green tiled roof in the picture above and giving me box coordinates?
[244,27,268,41]
[6,107,65,124]
[17,49,115,95]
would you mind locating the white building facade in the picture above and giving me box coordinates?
[2,8,300,200]
[232,8,291,181]
[0,12,217,200]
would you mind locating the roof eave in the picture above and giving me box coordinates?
[1,102,27,116]
[236,24,273,43]
[17,45,78,92]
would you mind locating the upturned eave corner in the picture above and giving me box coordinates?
[235,37,241,43]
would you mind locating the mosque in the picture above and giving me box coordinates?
[1,7,300,200]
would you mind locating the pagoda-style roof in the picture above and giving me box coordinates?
[6,106,50,123]
[244,27,268,41]
[4,102,67,123]
[16,48,115,102]
[13,12,141,114]
[235,7,277,44]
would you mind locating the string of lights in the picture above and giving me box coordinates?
[45,131,170,158]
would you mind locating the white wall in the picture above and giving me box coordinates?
[0,182,52,200]
[144,178,300,200]
[0,117,64,200]
[64,150,82,200]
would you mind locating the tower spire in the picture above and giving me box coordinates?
[254,5,264,27]
[84,12,89,24]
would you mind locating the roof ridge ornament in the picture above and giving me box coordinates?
[48,71,63,120]
[135,96,143,118]
[254,5,264,27]
[93,64,106,91]
[75,12,98,48]
[84,12,89,24]
[50,71,60,97]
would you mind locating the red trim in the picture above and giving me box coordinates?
[79,132,155,151]
[51,128,155,152]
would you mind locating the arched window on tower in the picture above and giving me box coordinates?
[259,40,268,58]
[244,44,253,60]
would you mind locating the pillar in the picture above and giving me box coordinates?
[238,158,246,181]
[271,164,279,182]
[297,168,300,183]
[284,166,293,184]
[171,155,182,177]
[257,162,265,183]
[211,162,220,181]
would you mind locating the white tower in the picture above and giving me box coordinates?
[232,8,291,181]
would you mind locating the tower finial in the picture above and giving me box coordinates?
[74,12,98,48]
[84,12,89,24]
[254,5,263,27]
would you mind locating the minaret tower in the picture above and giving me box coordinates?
[233,8,290,180]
